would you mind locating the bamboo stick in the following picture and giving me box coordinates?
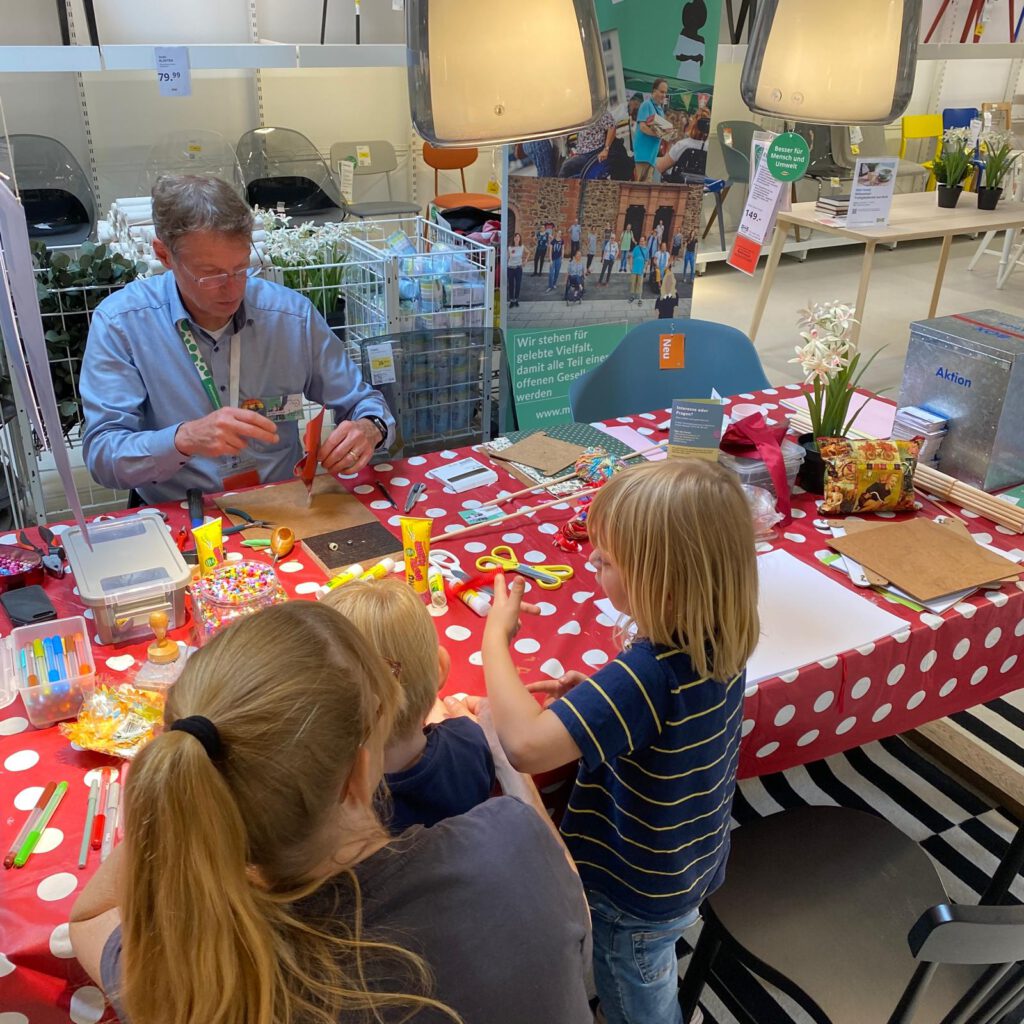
[439,488,599,542]
[790,410,1024,533]
[480,441,667,508]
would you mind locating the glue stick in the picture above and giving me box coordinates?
[455,583,491,617]
[317,564,364,599]
[427,565,448,608]
[360,557,396,581]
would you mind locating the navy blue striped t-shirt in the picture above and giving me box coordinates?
[550,639,744,922]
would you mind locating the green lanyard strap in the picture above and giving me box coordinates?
[176,319,222,411]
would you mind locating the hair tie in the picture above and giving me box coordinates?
[170,715,225,763]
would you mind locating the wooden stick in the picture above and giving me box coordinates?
[480,442,667,508]
[440,488,599,542]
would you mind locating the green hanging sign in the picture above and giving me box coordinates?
[766,132,811,182]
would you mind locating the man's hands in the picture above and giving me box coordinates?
[320,418,381,475]
[483,574,541,647]
[174,408,278,459]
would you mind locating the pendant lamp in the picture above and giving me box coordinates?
[407,0,608,147]
[740,0,922,125]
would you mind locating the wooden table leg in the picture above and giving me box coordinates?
[749,224,788,342]
[929,233,953,317]
[851,240,876,345]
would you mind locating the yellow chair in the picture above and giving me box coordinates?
[899,114,943,190]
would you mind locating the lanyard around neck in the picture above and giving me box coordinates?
[175,319,240,411]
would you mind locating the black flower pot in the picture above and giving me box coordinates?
[936,184,963,209]
[796,433,826,495]
[977,185,1003,211]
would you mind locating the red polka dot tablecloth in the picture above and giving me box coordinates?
[2,386,1023,1022]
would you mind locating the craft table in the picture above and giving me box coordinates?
[749,191,1024,344]
[2,386,1024,1022]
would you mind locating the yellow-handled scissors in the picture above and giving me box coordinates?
[475,545,574,590]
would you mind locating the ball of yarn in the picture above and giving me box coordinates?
[574,447,624,486]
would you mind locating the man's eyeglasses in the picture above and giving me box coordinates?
[173,253,266,291]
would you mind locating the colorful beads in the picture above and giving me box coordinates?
[191,561,287,642]
[0,544,43,589]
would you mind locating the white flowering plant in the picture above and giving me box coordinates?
[980,128,1021,189]
[255,207,350,319]
[789,300,881,440]
[932,127,974,188]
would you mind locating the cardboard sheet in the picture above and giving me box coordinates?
[490,433,586,477]
[303,521,403,577]
[747,550,908,684]
[828,518,1019,602]
[215,476,376,541]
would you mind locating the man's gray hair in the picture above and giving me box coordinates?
[151,174,254,251]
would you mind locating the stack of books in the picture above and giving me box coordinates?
[815,194,850,218]
[892,406,948,465]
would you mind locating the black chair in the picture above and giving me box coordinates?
[679,807,1024,1024]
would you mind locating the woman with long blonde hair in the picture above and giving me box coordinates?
[70,601,592,1024]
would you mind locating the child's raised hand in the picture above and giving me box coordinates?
[525,670,587,707]
[483,573,540,645]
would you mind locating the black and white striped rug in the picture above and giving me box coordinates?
[679,733,1024,1024]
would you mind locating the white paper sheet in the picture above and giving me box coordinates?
[747,550,907,684]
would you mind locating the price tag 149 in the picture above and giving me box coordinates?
[155,46,191,98]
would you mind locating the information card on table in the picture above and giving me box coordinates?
[668,398,724,460]
[846,157,898,227]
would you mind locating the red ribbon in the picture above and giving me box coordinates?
[720,412,793,525]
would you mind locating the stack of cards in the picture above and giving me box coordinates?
[891,406,948,466]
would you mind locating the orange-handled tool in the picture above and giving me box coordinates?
[270,527,296,564]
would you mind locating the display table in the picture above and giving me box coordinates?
[2,386,1023,1021]
[749,191,1024,343]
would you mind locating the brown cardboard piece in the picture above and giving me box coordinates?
[215,476,376,541]
[303,521,403,577]
[828,517,1020,602]
[489,433,586,477]
[826,520,890,587]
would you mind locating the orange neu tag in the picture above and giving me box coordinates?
[659,333,685,369]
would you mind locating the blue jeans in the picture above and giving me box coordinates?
[547,257,562,289]
[588,891,700,1024]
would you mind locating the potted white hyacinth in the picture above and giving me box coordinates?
[789,300,881,492]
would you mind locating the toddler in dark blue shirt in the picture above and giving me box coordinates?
[325,577,495,833]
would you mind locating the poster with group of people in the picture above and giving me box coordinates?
[504,0,720,340]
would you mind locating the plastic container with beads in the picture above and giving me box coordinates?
[0,544,44,592]
[0,615,95,728]
[191,561,287,645]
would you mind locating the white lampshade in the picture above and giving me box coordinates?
[741,0,921,124]
[407,0,608,147]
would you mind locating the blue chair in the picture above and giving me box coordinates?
[568,318,770,423]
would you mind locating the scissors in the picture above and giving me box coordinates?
[222,507,275,536]
[431,549,494,594]
[475,545,574,590]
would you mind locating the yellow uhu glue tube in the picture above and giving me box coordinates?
[427,565,448,608]
[360,558,396,581]
[316,564,364,599]
[400,517,431,594]
[192,518,224,577]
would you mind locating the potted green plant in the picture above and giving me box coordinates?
[932,127,973,209]
[31,241,148,438]
[789,300,881,493]
[256,209,350,329]
[977,128,1021,210]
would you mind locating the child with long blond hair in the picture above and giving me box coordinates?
[482,459,759,1024]
[69,602,593,1024]
[324,577,495,832]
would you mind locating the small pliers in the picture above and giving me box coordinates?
[222,508,275,536]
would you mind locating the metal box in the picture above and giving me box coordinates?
[898,309,1024,491]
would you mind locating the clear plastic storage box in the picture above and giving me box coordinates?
[718,438,806,496]
[62,514,192,645]
[0,615,96,728]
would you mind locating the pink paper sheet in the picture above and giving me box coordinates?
[593,423,667,460]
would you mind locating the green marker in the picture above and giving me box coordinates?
[14,781,68,868]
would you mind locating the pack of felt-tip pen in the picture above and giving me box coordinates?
[0,615,95,729]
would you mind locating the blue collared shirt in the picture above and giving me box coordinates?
[80,272,394,504]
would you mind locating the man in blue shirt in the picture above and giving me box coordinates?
[80,175,394,505]
[633,79,669,182]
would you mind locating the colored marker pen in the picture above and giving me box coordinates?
[90,769,110,851]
